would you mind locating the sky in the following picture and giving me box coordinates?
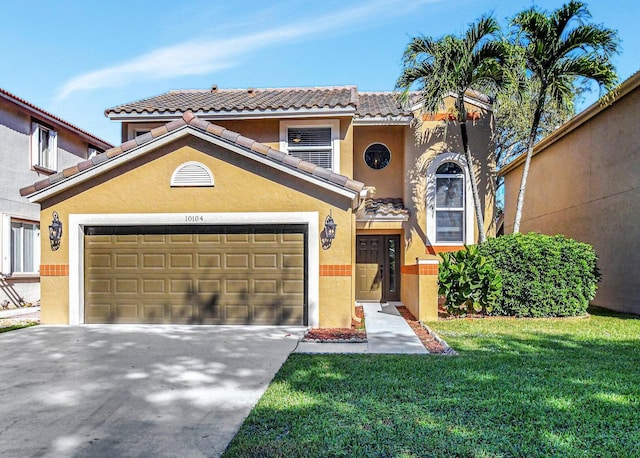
[1,0,638,145]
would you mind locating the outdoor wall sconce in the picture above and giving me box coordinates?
[321,211,337,250]
[49,211,62,251]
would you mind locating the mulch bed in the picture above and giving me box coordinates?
[303,305,453,354]
[396,306,449,354]
[303,305,367,342]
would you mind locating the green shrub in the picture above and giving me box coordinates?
[438,245,502,316]
[478,233,600,317]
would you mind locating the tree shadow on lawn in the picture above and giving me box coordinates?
[225,320,640,457]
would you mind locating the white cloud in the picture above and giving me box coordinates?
[56,0,441,100]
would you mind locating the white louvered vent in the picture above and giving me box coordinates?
[170,162,214,187]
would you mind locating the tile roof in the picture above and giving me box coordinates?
[20,111,365,198]
[105,85,492,120]
[355,92,412,118]
[106,86,360,116]
[0,88,113,149]
[357,198,410,220]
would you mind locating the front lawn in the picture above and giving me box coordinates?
[224,307,640,457]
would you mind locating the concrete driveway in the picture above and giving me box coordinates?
[0,325,305,457]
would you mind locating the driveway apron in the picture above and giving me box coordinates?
[0,325,304,457]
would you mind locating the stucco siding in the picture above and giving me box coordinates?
[353,125,405,198]
[39,137,356,326]
[502,80,640,314]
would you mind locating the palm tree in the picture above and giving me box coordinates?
[396,16,507,244]
[510,1,619,233]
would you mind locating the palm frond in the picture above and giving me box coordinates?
[559,24,620,59]
[551,1,588,38]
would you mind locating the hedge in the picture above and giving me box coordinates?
[438,233,600,317]
[477,233,600,317]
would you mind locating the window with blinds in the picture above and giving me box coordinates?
[11,221,40,274]
[286,127,333,169]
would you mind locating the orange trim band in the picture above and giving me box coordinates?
[401,264,439,276]
[319,264,352,276]
[426,245,464,255]
[40,264,69,276]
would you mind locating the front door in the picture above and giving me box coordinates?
[355,235,400,302]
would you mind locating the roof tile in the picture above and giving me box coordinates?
[135,132,153,145]
[106,146,123,158]
[221,129,240,143]
[77,160,94,171]
[166,118,186,131]
[20,112,365,199]
[297,161,317,174]
[358,198,409,218]
[250,142,270,155]
[281,154,302,168]
[150,125,168,137]
[91,153,109,165]
[266,148,286,162]
[63,166,79,178]
[206,124,225,136]
[19,185,36,197]
[120,139,138,152]
[235,135,255,150]
[182,110,196,124]
[34,178,51,191]
[345,179,365,193]
[106,86,360,116]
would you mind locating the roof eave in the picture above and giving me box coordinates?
[353,116,412,126]
[0,89,113,149]
[26,125,360,203]
[107,107,357,122]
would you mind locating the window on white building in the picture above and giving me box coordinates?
[31,121,57,171]
[9,221,40,274]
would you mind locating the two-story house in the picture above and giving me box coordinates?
[0,88,112,307]
[21,86,495,327]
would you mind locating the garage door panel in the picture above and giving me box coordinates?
[198,253,221,268]
[84,225,306,325]
[143,254,166,268]
[115,278,138,293]
[142,279,166,293]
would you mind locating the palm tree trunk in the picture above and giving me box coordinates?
[460,121,487,244]
[513,100,544,233]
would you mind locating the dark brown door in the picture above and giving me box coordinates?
[356,235,400,302]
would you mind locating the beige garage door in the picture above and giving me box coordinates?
[84,225,306,325]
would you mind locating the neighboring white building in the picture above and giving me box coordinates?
[0,88,111,306]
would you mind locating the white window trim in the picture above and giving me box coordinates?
[426,153,474,246]
[1,214,40,276]
[279,119,341,173]
[31,121,58,172]
[68,212,319,326]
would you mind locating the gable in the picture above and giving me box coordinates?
[22,112,364,207]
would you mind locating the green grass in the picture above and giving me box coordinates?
[0,322,37,333]
[224,307,640,457]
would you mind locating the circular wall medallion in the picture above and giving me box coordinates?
[364,143,391,170]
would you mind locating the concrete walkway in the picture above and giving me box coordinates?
[295,302,428,354]
[0,306,40,319]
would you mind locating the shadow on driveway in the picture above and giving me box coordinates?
[0,325,304,457]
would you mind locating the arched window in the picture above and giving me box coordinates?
[426,153,473,245]
[435,162,465,243]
